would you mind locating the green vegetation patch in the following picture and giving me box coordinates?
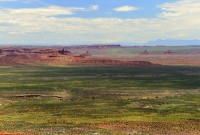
[0,65,199,134]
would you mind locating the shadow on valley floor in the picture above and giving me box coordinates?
[0,65,199,134]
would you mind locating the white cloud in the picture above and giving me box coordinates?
[90,5,99,11]
[6,6,75,15]
[158,0,200,18]
[156,0,200,37]
[0,6,91,18]
[0,0,200,44]
[113,6,138,12]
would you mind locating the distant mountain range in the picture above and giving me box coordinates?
[1,39,200,46]
[144,39,200,46]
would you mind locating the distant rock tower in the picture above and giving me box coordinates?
[58,48,71,55]
[164,50,174,54]
[141,49,149,55]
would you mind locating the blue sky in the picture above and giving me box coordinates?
[0,0,176,18]
[0,0,199,45]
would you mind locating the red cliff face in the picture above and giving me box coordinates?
[0,46,158,66]
[0,53,155,66]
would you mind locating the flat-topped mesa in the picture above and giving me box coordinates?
[70,44,121,50]
[88,44,121,48]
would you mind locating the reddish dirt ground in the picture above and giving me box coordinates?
[91,121,200,135]
[0,131,21,135]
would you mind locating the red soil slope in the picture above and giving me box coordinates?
[0,53,155,66]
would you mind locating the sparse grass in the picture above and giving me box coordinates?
[0,65,200,134]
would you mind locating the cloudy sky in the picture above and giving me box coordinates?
[0,0,199,45]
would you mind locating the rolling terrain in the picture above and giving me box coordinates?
[0,45,200,134]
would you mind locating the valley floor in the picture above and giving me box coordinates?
[0,66,199,134]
